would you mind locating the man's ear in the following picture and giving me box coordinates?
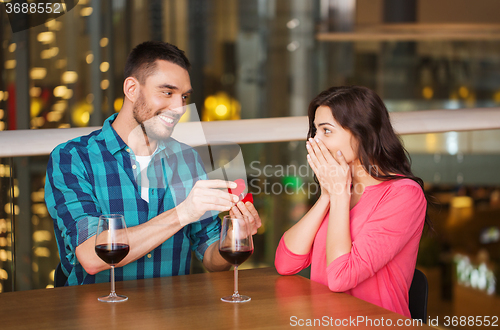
[123,77,140,103]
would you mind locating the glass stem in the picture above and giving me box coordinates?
[110,265,116,295]
[233,265,239,297]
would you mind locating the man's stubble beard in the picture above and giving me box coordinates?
[132,92,173,141]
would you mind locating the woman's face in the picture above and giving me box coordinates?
[313,105,359,165]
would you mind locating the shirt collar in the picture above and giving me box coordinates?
[100,113,126,155]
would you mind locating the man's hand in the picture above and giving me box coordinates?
[176,180,239,226]
[229,201,262,235]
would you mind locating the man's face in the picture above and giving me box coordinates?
[132,60,192,141]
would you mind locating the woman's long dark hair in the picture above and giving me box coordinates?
[307,85,432,228]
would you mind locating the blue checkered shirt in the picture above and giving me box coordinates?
[45,114,220,285]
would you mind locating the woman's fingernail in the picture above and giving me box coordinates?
[306,143,310,149]
[315,138,319,143]
[337,150,342,156]
[307,154,311,159]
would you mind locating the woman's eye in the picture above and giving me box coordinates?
[324,128,331,134]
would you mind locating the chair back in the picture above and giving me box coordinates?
[54,263,68,287]
[409,268,428,323]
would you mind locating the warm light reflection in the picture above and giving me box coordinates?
[47,111,63,122]
[31,191,45,202]
[45,19,62,31]
[203,92,241,121]
[4,60,16,69]
[458,86,469,99]
[34,247,50,258]
[72,102,94,127]
[30,117,45,128]
[86,53,94,64]
[8,43,16,52]
[31,203,48,216]
[422,86,433,99]
[425,134,437,152]
[30,87,42,97]
[114,98,123,112]
[30,67,47,79]
[31,98,43,118]
[37,31,55,44]
[215,104,228,117]
[61,71,78,84]
[0,250,5,262]
[100,37,109,47]
[33,230,52,242]
[53,85,68,97]
[52,101,68,112]
[4,204,20,215]
[80,7,93,16]
[62,89,74,100]
[101,79,109,90]
[447,196,473,228]
[100,62,109,72]
[494,91,500,104]
[41,47,59,59]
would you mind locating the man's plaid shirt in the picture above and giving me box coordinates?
[45,113,220,285]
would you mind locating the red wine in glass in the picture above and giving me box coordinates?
[219,247,253,266]
[95,214,130,303]
[95,243,130,265]
[219,215,254,303]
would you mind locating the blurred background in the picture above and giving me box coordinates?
[1,0,500,328]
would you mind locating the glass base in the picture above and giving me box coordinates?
[221,294,251,303]
[98,292,128,303]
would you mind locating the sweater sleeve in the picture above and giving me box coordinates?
[274,235,312,275]
[326,184,426,292]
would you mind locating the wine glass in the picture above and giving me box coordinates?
[219,215,254,303]
[95,214,130,302]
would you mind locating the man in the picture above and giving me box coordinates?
[45,41,261,285]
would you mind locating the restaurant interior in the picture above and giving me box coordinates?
[1,0,500,328]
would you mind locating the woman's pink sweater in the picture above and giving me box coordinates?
[275,179,426,317]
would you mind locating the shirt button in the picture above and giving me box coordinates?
[132,164,137,169]
[147,254,152,259]
[126,148,130,153]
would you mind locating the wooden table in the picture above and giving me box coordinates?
[0,268,432,329]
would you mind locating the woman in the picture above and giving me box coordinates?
[274,86,428,318]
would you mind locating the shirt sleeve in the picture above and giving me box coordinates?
[326,184,426,292]
[45,146,101,266]
[187,150,221,261]
[274,235,312,275]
